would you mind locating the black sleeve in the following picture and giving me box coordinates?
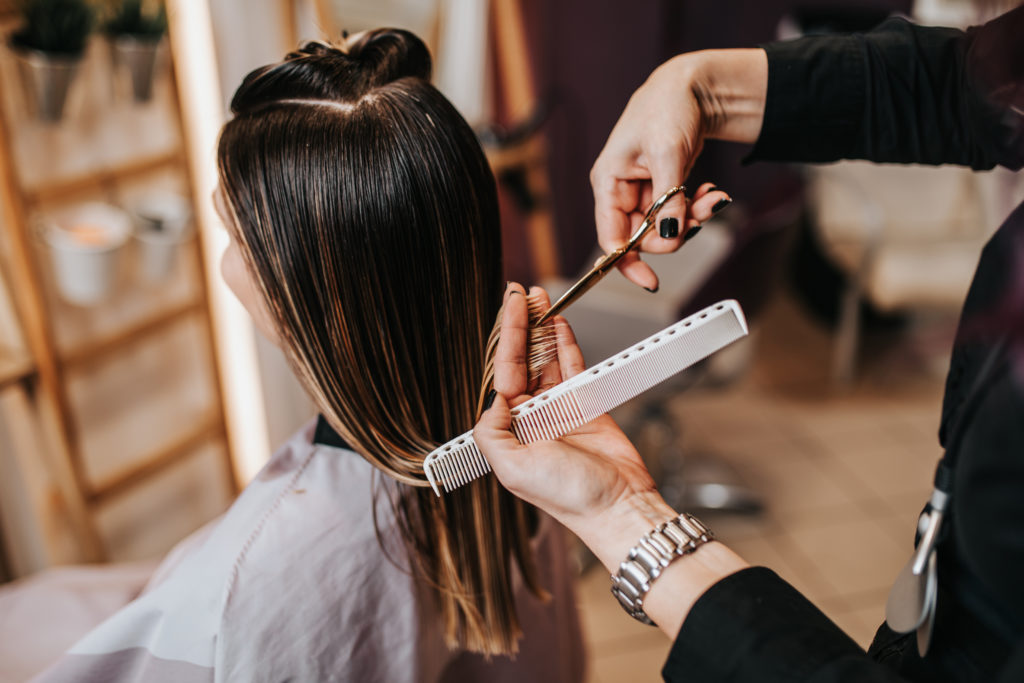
[662,567,907,682]
[747,7,1024,170]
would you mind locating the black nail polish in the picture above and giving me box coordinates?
[644,285,659,293]
[483,389,497,410]
[659,217,679,239]
[684,225,703,241]
[711,197,732,214]
[707,185,720,193]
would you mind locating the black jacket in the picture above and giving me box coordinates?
[664,8,1024,682]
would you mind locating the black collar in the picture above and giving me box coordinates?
[313,414,352,450]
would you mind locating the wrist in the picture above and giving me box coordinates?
[683,48,768,144]
[572,489,679,573]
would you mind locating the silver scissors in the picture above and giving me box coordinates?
[537,185,688,325]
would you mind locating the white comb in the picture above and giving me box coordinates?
[423,299,748,496]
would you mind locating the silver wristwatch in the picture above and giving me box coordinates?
[610,512,714,625]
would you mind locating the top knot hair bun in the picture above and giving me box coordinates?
[342,28,432,83]
[230,28,432,115]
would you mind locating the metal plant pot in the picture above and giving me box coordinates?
[43,202,132,306]
[110,35,162,102]
[12,46,81,122]
[130,191,193,283]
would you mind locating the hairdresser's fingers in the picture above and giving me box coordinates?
[493,287,529,399]
[504,281,526,304]
[687,183,731,228]
[593,170,639,256]
[645,146,690,230]
[594,175,661,292]
[475,393,517,446]
[475,394,535,491]
[553,316,586,380]
[616,252,660,291]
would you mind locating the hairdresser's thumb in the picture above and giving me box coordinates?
[475,393,515,449]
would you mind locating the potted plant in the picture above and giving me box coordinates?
[130,191,192,283]
[104,0,166,102]
[9,0,96,122]
[42,202,132,306]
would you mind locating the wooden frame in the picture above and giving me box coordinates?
[0,16,236,564]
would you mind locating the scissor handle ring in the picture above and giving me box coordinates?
[624,185,688,250]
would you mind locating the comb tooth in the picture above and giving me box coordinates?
[474,447,489,477]
[464,449,480,482]
[443,457,458,491]
[570,391,586,426]
[543,402,559,436]
[464,448,481,482]
[518,417,535,444]
[562,393,578,428]
[456,451,470,487]
[527,416,543,443]
[554,398,573,432]
[424,458,439,495]
[534,415,549,441]
[510,420,523,443]
[545,404,560,438]
[545,405,561,438]
[554,397,570,431]
[440,458,452,492]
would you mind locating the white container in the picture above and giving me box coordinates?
[131,192,192,283]
[43,202,131,305]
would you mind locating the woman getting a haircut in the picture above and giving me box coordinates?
[31,29,594,683]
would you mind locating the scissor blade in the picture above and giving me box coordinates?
[538,252,623,324]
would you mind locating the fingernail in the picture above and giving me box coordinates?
[644,285,659,293]
[707,185,720,193]
[483,389,497,410]
[659,217,679,239]
[711,197,732,214]
[684,225,703,241]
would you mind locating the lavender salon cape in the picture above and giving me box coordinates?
[30,420,586,683]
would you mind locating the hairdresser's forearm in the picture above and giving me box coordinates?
[676,48,768,145]
[571,490,749,640]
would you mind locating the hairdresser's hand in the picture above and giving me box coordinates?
[591,48,768,291]
[477,285,749,639]
[478,285,662,556]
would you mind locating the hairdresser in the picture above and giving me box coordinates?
[476,6,1024,683]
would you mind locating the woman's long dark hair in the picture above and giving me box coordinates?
[216,29,544,655]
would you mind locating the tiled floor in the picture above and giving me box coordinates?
[575,294,956,682]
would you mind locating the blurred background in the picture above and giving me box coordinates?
[0,0,1021,681]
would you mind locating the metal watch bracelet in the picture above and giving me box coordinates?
[610,512,714,625]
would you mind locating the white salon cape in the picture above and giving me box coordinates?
[29,419,585,682]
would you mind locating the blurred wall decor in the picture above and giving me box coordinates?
[0,0,238,576]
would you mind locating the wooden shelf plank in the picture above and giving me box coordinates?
[23,152,183,206]
[61,299,203,370]
[87,411,225,506]
[0,349,33,390]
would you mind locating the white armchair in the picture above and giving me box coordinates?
[805,161,1018,383]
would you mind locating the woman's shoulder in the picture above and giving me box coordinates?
[213,422,447,680]
[226,418,402,574]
